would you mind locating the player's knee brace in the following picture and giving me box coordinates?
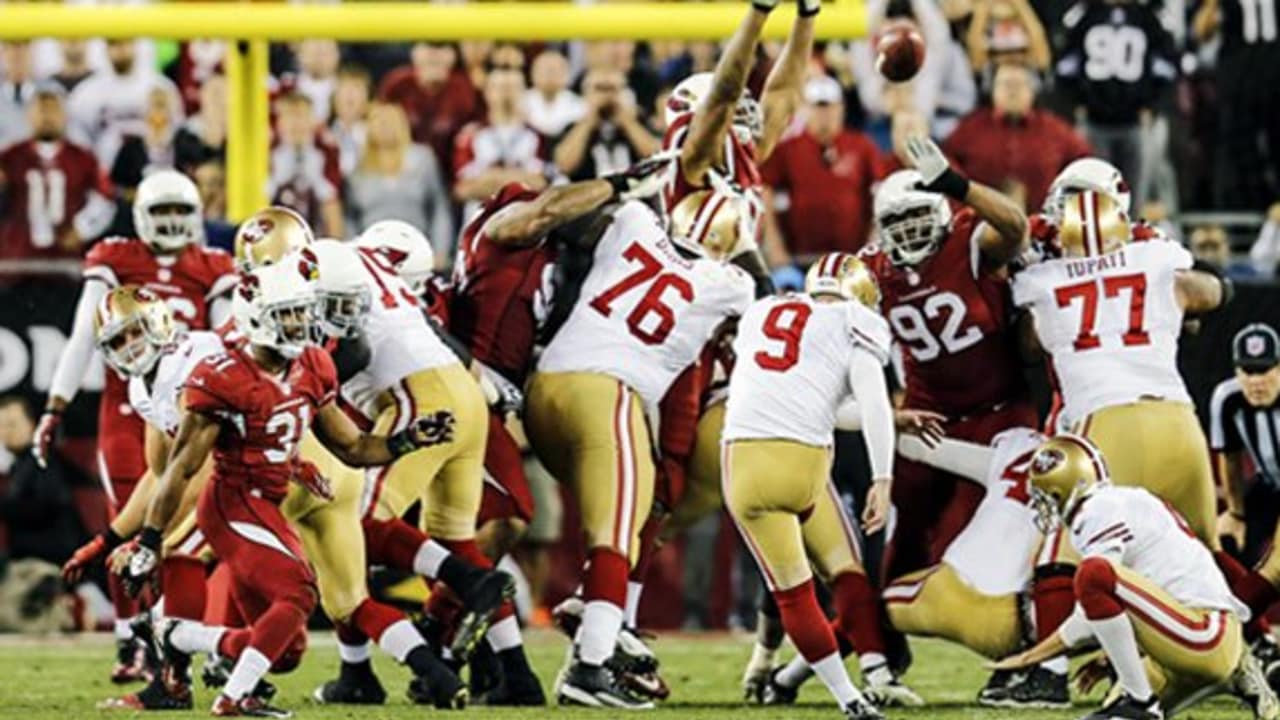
[1074,557,1123,619]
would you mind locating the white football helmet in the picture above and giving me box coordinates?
[133,169,204,253]
[665,72,762,147]
[1044,158,1131,222]
[307,239,372,339]
[355,220,434,295]
[873,170,951,267]
[234,258,317,359]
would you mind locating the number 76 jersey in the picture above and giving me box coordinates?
[1011,240,1193,429]
[537,201,754,409]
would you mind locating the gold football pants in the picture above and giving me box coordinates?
[883,564,1022,659]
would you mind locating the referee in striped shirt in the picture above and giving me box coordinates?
[1211,323,1280,556]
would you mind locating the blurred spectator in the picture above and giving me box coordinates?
[1055,0,1177,210]
[50,40,94,96]
[655,40,718,86]
[268,91,344,238]
[109,86,180,198]
[453,67,550,217]
[379,42,481,177]
[966,0,1051,73]
[330,66,370,177]
[174,74,227,174]
[67,39,182,168]
[0,83,114,259]
[851,2,977,138]
[1190,223,1255,279]
[889,109,929,170]
[194,159,235,251]
[552,68,659,181]
[0,396,89,568]
[761,76,889,271]
[460,41,497,88]
[1249,203,1280,278]
[175,40,225,115]
[1194,0,1280,209]
[348,102,453,259]
[525,49,585,138]
[293,39,341,125]
[0,41,37,150]
[942,63,1092,212]
[582,41,662,123]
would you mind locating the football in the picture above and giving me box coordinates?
[875,18,926,83]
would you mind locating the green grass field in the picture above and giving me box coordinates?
[0,630,1253,719]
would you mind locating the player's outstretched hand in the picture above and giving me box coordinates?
[1072,654,1114,695]
[894,409,946,448]
[605,151,677,202]
[987,650,1036,672]
[798,0,821,16]
[62,532,117,584]
[293,459,334,502]
[862,478,891,534]
[409,410,456,449]
[108,539,159,598]
[905,136,969,200]
[32,410,61,468]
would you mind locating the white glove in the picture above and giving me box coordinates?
[904,135,949,186]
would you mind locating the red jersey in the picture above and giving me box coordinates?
[0,139,112,259]
[85,237,237,331]
[183,344,337,500]
[378,68,480,176]
[661,112,762,212]
[449,182,556,385]
[862,208,1027,417]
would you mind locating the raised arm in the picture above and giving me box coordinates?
[757,8,818,161]
[1175,267,1230,314]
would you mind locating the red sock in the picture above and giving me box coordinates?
[336,621,368,647]
[583,547,629,608]
[161,556,207,621]
[217,628,251,661]
[249,602,310,664]
[628,514,665,584]
[773,579,838,663]
[829,571,887,656]
[1033,563,1077,640]
[108,572,140,621]
[351,598,406,643]
[1075,558,1124,619]
[362,517,430,571]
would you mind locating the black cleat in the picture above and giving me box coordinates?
[312,660,386,705]
[843,696,887,720]
[405,646,468,710]
[1081,691,1163,719]
[978,666,1070,709]
[479,666,547,706]
[202,655,231,688]
[558,661,654,710]
[469,642,501,699]
[450,570,516,662]
[111,636,149,684]
[210,693,292,718]
[97,675,193,710]
[761,667,799,706]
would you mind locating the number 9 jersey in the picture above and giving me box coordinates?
[536,201,754,409]
[723,294,891,446]
[1010,239,1193,430]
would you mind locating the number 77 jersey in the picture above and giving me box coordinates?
[1011,239,1193,430]
[536,201,754,409]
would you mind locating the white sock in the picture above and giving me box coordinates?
[1041,656,1069,675]
[747,642,777,671]
[223,647,271,701]
[377,619,426,664]
[152,596,166,620]
[486,615,522,652]
[624,581,644,628]
[338,641,371,664]
[114,618,133,640]
[575,600,623,666]
[1090,614,1154,700]
[811,652,862,708]
[169,619,226,655]
[858,652,888,672]
[777,655,814,688]
[413,540,451,579]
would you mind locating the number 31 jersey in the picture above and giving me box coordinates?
[1011,240,1192,429]
[723,294,891,446]
[537,200,754,409]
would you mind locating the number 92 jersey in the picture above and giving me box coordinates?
[536,201,754,409]
[723,294,891,446]
[1010,239,1193,429]
[860,208,1027,417]
[182,344,337,500]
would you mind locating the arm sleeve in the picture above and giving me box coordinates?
[48,279,110,402]
[849,346,895,479]
[896,435,995,485]
[208,296,232,328]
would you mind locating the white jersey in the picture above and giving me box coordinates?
[537,201,754,409]
[127,331,225,436]
[942,428,1046,595]
[1012,241,1193,430]
[1070,485,1248,618]
[340,250,459,414]
[723,294,891,446]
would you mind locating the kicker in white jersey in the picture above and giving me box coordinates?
[723,293,891,446]
[1011,240,1194,431]
[537,200,754,409]
[127,330,226,436]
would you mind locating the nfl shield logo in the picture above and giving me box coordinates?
[1247,336,1266,358]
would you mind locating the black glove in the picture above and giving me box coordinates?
[604,152,676,202]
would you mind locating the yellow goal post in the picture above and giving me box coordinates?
[0,2,868,221]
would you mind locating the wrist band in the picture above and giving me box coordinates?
[603,173,628,199]
[929,169,971,201]
[387,429,417,459]
[138,526,163,552]
[104,528,126,549]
